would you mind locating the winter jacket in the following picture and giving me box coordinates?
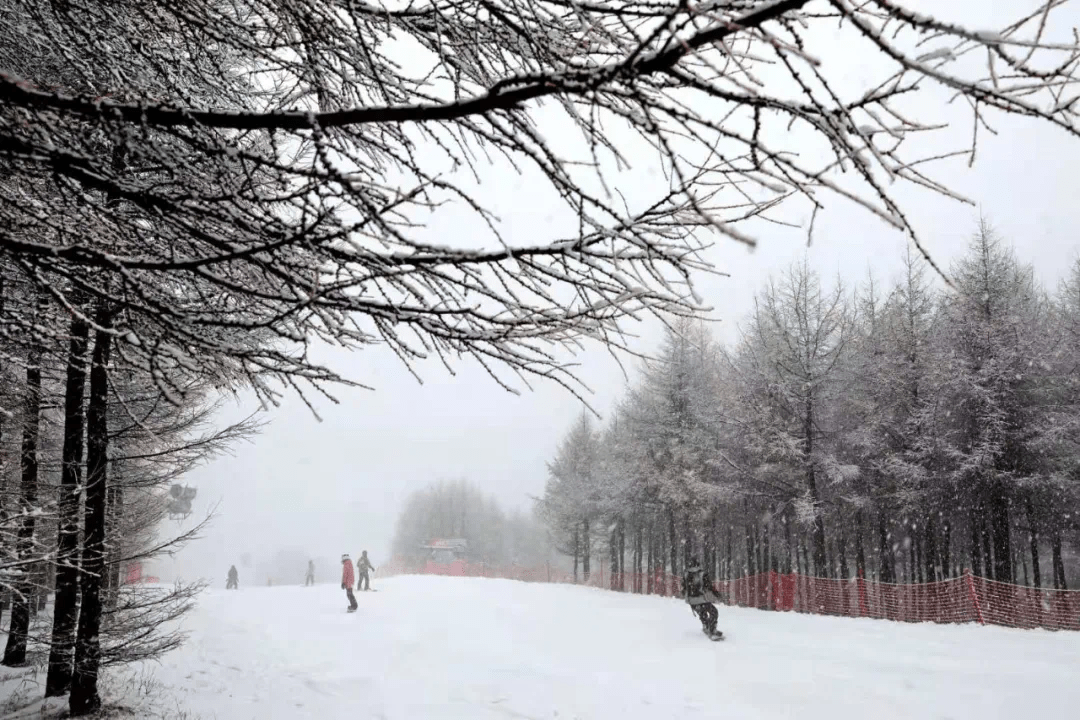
[341,561,355,588]
[357,556,375,574]
[683,567,717,606]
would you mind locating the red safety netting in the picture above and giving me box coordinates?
[379,561,1080,632]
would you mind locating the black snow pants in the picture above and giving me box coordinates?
[691,602,718,634]
[345,586,358,610]
[226,578,238,590]
[305,574,314,587]
[357,572,370,591]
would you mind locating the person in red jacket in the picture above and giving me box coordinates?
[341,554,358,612]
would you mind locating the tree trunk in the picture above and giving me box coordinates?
[609,523,618,591]
[725,525,733,582]
[617,516,626,592]
[910,521,921,584]
[572,526,579,583]
[838,519,849,580]
[989,486,1011,583]
[45,304,91,696]
[634,520,643,593]
[969,506,983,577]
[877,513,895,583]
[3,312,44,667]
[941,518,952,578]
[855,510,867,581]
[1050,528,1066,590]
[70,319,113,716]
[745,522,756,577]
[105,481,125,609]
[1025,500,1041,589]
[646,522,654,595]
[667,508,678,580]
[581,517,591,583]
[924,514,938,583]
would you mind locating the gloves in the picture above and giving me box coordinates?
[341,583,345,590]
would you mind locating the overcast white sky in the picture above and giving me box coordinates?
[161,0,1080,586]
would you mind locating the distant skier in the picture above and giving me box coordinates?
[341,554,358,612]
[356,551,376,591]
[226,565,239,590]
[305,559,315,587]
[683,557,723,640]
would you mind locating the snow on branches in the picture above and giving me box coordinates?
[2,1,1080,400]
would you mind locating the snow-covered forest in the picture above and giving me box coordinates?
[541,226,1080,591]
[392,480,555,568]
[4,0,1080,716]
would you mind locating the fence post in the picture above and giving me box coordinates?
[857,569,869,617]
[964,569,985,625]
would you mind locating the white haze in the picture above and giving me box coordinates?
[163,0,1080,587]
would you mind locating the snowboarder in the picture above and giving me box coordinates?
[226,565,239,590]
[683,557,723,640]
[356,551,376,591]
[341,554,358,612]
[305,559,315,586]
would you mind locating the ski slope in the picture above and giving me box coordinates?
[149,575,1079,719]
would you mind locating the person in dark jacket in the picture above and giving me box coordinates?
[683,557,722,639]
[226,565,239,590]
[356,551,376,591]
[305,559,315,586]
[341,554,358,612]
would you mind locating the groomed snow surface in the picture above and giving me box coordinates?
[6,575,1080,719]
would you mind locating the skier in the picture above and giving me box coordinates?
[683,557,723,640]
[226,565,239,590]
[305,559,315,587]
[356,551,376,591]
[341,554,358,612]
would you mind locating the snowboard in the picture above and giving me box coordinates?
[704,630,724,641]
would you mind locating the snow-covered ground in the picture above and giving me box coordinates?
[5,575,1080,718]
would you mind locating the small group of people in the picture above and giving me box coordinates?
[340,551,376,612]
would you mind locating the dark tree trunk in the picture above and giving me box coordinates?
[572,526,579,583]
[969,506,983,577]
[70,319,113,716]
[1025,500,1041,589]
[609,524,619,591]
[1050,529,1066,590]
[941,518,952,578]
[581,517,590,582]
[924,514,939,583]
[784,514,795,574]
[725,525,733,582]
[801,396,828,576]
[877,513,894,583]
[105,482,124,609]
[838,520,849,580]
[989,486,1011,583]
[646,522,654,595]
[745,522,756,577]
[3,313,44,667]
[46,304,91,696]
[667,509,678,580]
[634,520,643,593]
[911,522,921,584]
[617,516,626,592]
[855,510,867,580]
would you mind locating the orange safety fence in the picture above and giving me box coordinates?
[380,560,1080,632]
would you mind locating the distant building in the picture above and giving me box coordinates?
[422,538,469,565]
